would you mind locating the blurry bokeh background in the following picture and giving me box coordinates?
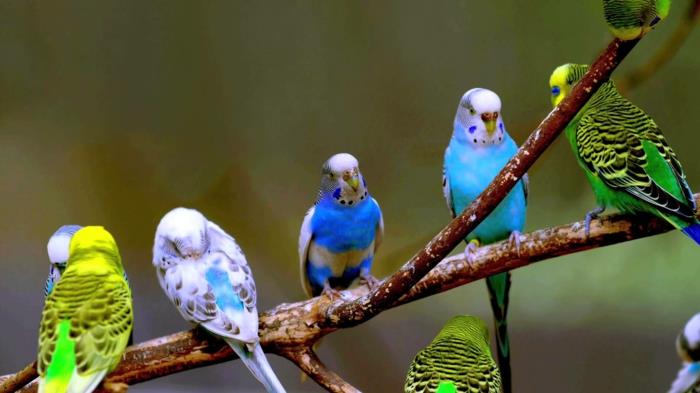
[1,1,699,391]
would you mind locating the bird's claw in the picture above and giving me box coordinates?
[584,206,605,238]
[508,231,522,257]
[463,240,480,270]
[321,283,342,301]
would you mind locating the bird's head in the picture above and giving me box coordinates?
[677,313,700,363]
[454,88,506,146]
[549,63,588,107]
[47,224,82,273]
[435,315,490,345]
[318,153,369,206]
[153,207,210,268]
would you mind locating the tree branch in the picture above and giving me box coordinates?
[617,0,700,92]
[326,37,640,327]
[0,363,35,393]
[1,36,647,393]
[278,347,361,393]
[8,192,698,393]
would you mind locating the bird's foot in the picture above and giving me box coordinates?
[584,206,606,237]
[463,239,480,270]
[508,231,523,257]
[102,382,129,393]
[359,273,381,290]
[321,283,342,301]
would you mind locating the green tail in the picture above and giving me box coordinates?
[486,272,511,393]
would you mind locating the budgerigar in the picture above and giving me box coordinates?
[549,64,700,244]
[603,0,671,40]
[37,226,133,393]
[404,315,501,393]
[669,313,700,393]
[153,207,286,393]
[442,88,527,393]
[45,225,83,297]
[299,153,384,298]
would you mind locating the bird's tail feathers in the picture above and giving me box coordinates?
[681,223,700,246]
[225,338,286,393]
[486,272,512,393]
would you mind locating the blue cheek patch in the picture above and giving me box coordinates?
[499,123,504,132]
[469,126,477,134]
[551,86,560,96]
[362,177,367,187]
[333,188,341,199]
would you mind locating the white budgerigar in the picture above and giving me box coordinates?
[670,313,700,393]
[45,225,83,297]
[153,207,286,393]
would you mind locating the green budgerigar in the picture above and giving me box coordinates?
[37,226,133,393]
[603,0,671,40]
[549,64,700,244]
[405,315,501,393]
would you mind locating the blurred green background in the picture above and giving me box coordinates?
[1,1,699,391]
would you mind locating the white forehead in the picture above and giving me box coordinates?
[327,153,359,172]
[462,88,501,114]
[157,207,207,238]
[684,313,700,345]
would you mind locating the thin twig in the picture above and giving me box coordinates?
[0,363,35,393]
[326,37,640,328]
[8,192,697,393]
[618,0,700,92]
[279,347,361,393]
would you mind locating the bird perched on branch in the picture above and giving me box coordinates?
[549,63,700,244]
[298,153,384,299]
[153,207,286,393]
[442,88,527,393]
[669,313,700,393]
[37,226,133,393]
[404,315,501,393]
[603,0,671,40]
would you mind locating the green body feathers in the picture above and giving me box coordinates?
[550,64,699,239]
[405,316,501,393]
[603,0,671,40]
[38,226,133,393]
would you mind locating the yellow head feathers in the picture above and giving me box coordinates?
[68,226,123,270]
[548,63,589,107]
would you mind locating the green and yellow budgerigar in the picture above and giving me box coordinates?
[603,0,671,40]
[404,316,501,393]
[549,64,700,244]
[37,226,133,393]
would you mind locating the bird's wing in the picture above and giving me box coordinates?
[576,107,696,219]
[206,220,247,265]
[372,198,384,254]
[404,348,438,393]
[442,165,456,218]
[38,272,133,381]
[298,206,315,298]
[521,172,529,205]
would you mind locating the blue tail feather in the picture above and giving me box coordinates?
[681,223,700,246]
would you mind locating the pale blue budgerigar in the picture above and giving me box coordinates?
[442,88,528,393]
[153,207,286,393]
[669,313,700,393]
[299,153,384,299]
[45,225,83,297]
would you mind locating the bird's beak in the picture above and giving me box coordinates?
[481,112,498,135]
[347,176,360,191]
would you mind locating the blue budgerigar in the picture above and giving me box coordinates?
[153,207,286,393]
[299,153,384,298]
[442,88,528,393]
[44,225,83,297]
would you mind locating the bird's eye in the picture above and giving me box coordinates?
[469,108,476,115]
[551,86,561,96]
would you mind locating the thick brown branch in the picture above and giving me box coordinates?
[618,0,700,92]
[10,193,698,393]
[278,348,360,393]
[326,37,640,328]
